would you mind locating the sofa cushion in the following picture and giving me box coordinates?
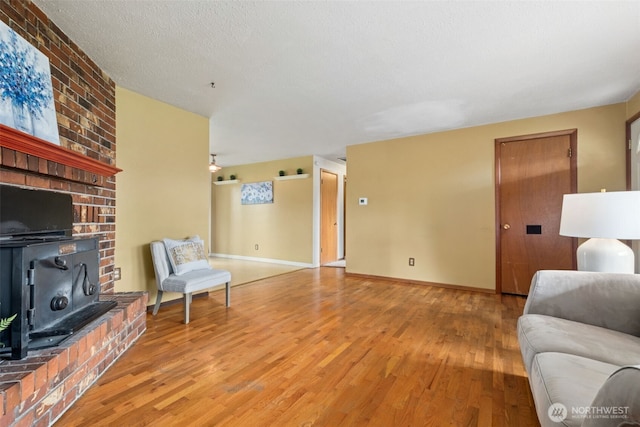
[518,314,640,371]
[529,352,619,427]
[524,270,640,337]
[582,365,640,427]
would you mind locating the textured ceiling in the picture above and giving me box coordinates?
[33,1,640,167]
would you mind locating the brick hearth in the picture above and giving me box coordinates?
[0,293,147,427]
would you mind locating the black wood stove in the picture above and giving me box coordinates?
[0,185,116,359]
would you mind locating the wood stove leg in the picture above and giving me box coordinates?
[152,290,164,316]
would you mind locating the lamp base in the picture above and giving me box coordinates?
[577,238,635,274]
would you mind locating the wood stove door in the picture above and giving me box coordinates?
[28,247,74,332]
[71,248,100,310]
[28,246,100,331]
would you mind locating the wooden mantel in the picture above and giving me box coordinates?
[0,124,122,177]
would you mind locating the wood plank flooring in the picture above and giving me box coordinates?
[55,267,539,427]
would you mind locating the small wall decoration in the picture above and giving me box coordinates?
[0,21,60,145]
[241,181,273,205]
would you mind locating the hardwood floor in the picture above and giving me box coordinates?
[208,257,302,287]
[55,268,539,426]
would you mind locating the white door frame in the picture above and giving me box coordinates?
[628,114,640,272]
[312,156,346,267]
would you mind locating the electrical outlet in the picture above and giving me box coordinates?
[114,267,121,280]
[409,258,415,266]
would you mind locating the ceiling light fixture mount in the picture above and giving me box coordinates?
[209,154,222,173]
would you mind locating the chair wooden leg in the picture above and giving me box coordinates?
[152,290,163,316]
[225,282,230,307]
[184,293,191,324]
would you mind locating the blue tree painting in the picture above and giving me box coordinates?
[0,21,59,145]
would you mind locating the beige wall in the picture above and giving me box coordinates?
[346,103,628,290]
[628,91,640,119]
[211,156,314,264]
[115,87,210,305]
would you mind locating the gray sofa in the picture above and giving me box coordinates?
[517,270,640,427]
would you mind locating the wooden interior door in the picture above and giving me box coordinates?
[496,130,577,295]
[320,170,338,265]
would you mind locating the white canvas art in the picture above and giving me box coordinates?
[0,21,59,145]
[241,181,274,205]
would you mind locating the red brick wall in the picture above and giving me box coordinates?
[0,1,118,292]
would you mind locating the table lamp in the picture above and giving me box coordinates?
[559,190,640,273]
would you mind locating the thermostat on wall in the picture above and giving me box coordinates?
[358,197,368,206]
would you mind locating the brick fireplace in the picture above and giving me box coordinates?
[0,1,118,291]
[0,2,146,426]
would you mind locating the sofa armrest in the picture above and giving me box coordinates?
[523,270,640,336]
[581,365,640,427]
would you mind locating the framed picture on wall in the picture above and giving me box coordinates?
[0,21,60,145]
[241,181,273,205]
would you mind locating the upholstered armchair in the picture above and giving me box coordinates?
[149,237,231,324]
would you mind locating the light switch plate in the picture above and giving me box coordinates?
[359,197,368,206]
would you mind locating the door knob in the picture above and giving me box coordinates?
[503,224,511,230]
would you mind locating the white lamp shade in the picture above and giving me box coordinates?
[559,191,640,239]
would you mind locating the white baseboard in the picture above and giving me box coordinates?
[210,253,315,268]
